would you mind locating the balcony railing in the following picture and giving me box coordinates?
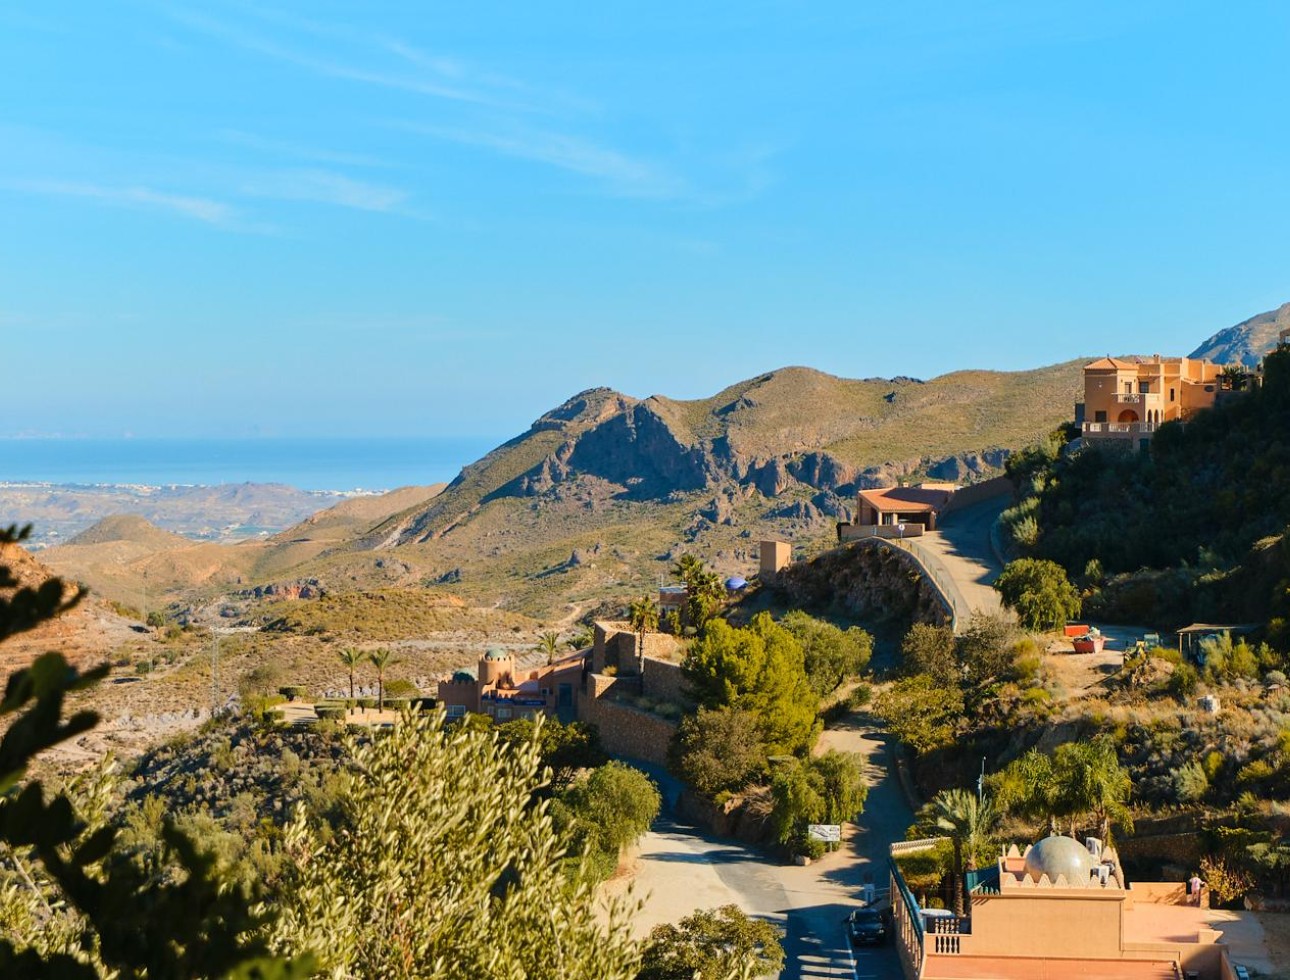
[1117,393,1142,403]
[1082,422,1158,435]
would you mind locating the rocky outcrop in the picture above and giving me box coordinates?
[1190,301,1290,367]
[675,786,775,846]
[565,402,713,498]
[926,449,1011,482]
[241,579,324,600]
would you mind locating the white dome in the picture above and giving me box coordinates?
[1023,835,1097,883]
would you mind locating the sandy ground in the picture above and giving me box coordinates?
[1250,912,1290,979]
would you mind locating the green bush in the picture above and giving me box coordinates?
[1169,662,1199,698]
[383,679,420,699]
[1172,760,1209,803]
[792,835,826,860]
[315,705,346,721]
[357,697,377,710]
[994,559,1080,631]
[278,686,309,702]
[384,698,411,712]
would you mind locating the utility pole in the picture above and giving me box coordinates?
[210,633,220,716]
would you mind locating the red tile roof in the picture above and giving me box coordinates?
[858,486,955,513]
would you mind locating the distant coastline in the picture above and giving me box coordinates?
[0,436,499,492]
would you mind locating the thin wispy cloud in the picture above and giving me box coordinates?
[162,6,520,108]
[395,121,685,199]
[217,129,393,169]
[239,168,409,213]
[2,178,266,230]
[225,4,593,115]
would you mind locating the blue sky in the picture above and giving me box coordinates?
[2,2,1289,439]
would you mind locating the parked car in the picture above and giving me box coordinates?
[845,907,891,946]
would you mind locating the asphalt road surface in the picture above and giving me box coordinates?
[615,715,912,979]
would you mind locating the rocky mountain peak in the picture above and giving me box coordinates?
[1190,302,1290,367]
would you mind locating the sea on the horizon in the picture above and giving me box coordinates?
[0,437,500,492]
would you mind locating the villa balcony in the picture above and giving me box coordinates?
[1082,421,1158,436]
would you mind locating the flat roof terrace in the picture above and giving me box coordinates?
[923,956,1178,980]
[1122,902,1218,946]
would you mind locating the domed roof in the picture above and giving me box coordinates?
[1024,834,1098,883]
[483,647,508,661]
[725,576,748,590]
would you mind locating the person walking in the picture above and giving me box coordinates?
[1188,872,1204,906]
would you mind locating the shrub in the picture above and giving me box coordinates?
[1172,761,1209,803]
[278,686,309,702]
[874,675,964,754]
[792,835,826,860]
[1237,759,1276,785]
[901,623,957,684]
[1202,750,1225,782]
[1169,663,1199,698]
[669,707,767,796]
[356,698,376,710]
[956,613,1020,687]
[384,698,411,712]
[383,679,420,698]
[994,558,1081,631]
[239,661,286,700]
[638,905,784,980]
[1021,687,1052,707]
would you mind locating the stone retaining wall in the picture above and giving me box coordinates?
[774,538,950,627]
[578,674,676,767]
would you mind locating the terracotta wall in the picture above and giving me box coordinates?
[961,893,1124,959]
[940,475,1013,514]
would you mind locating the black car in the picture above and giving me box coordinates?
[845,907,890,946]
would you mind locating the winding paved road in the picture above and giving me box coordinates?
[611,714,913,979]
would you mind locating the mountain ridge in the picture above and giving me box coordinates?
[374,360,1087,552]
[1189,301,1290,367]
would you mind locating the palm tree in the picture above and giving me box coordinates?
[998,748,1064,835]
[627,595,660,658]
[931,788,999,916]
[1056,737,1133,844]
[671,553,705,585]
[536,631,561,665]
[368,648,399,712]
[338,647,364,700]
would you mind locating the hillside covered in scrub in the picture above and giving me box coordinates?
[1000,345,1290,637]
